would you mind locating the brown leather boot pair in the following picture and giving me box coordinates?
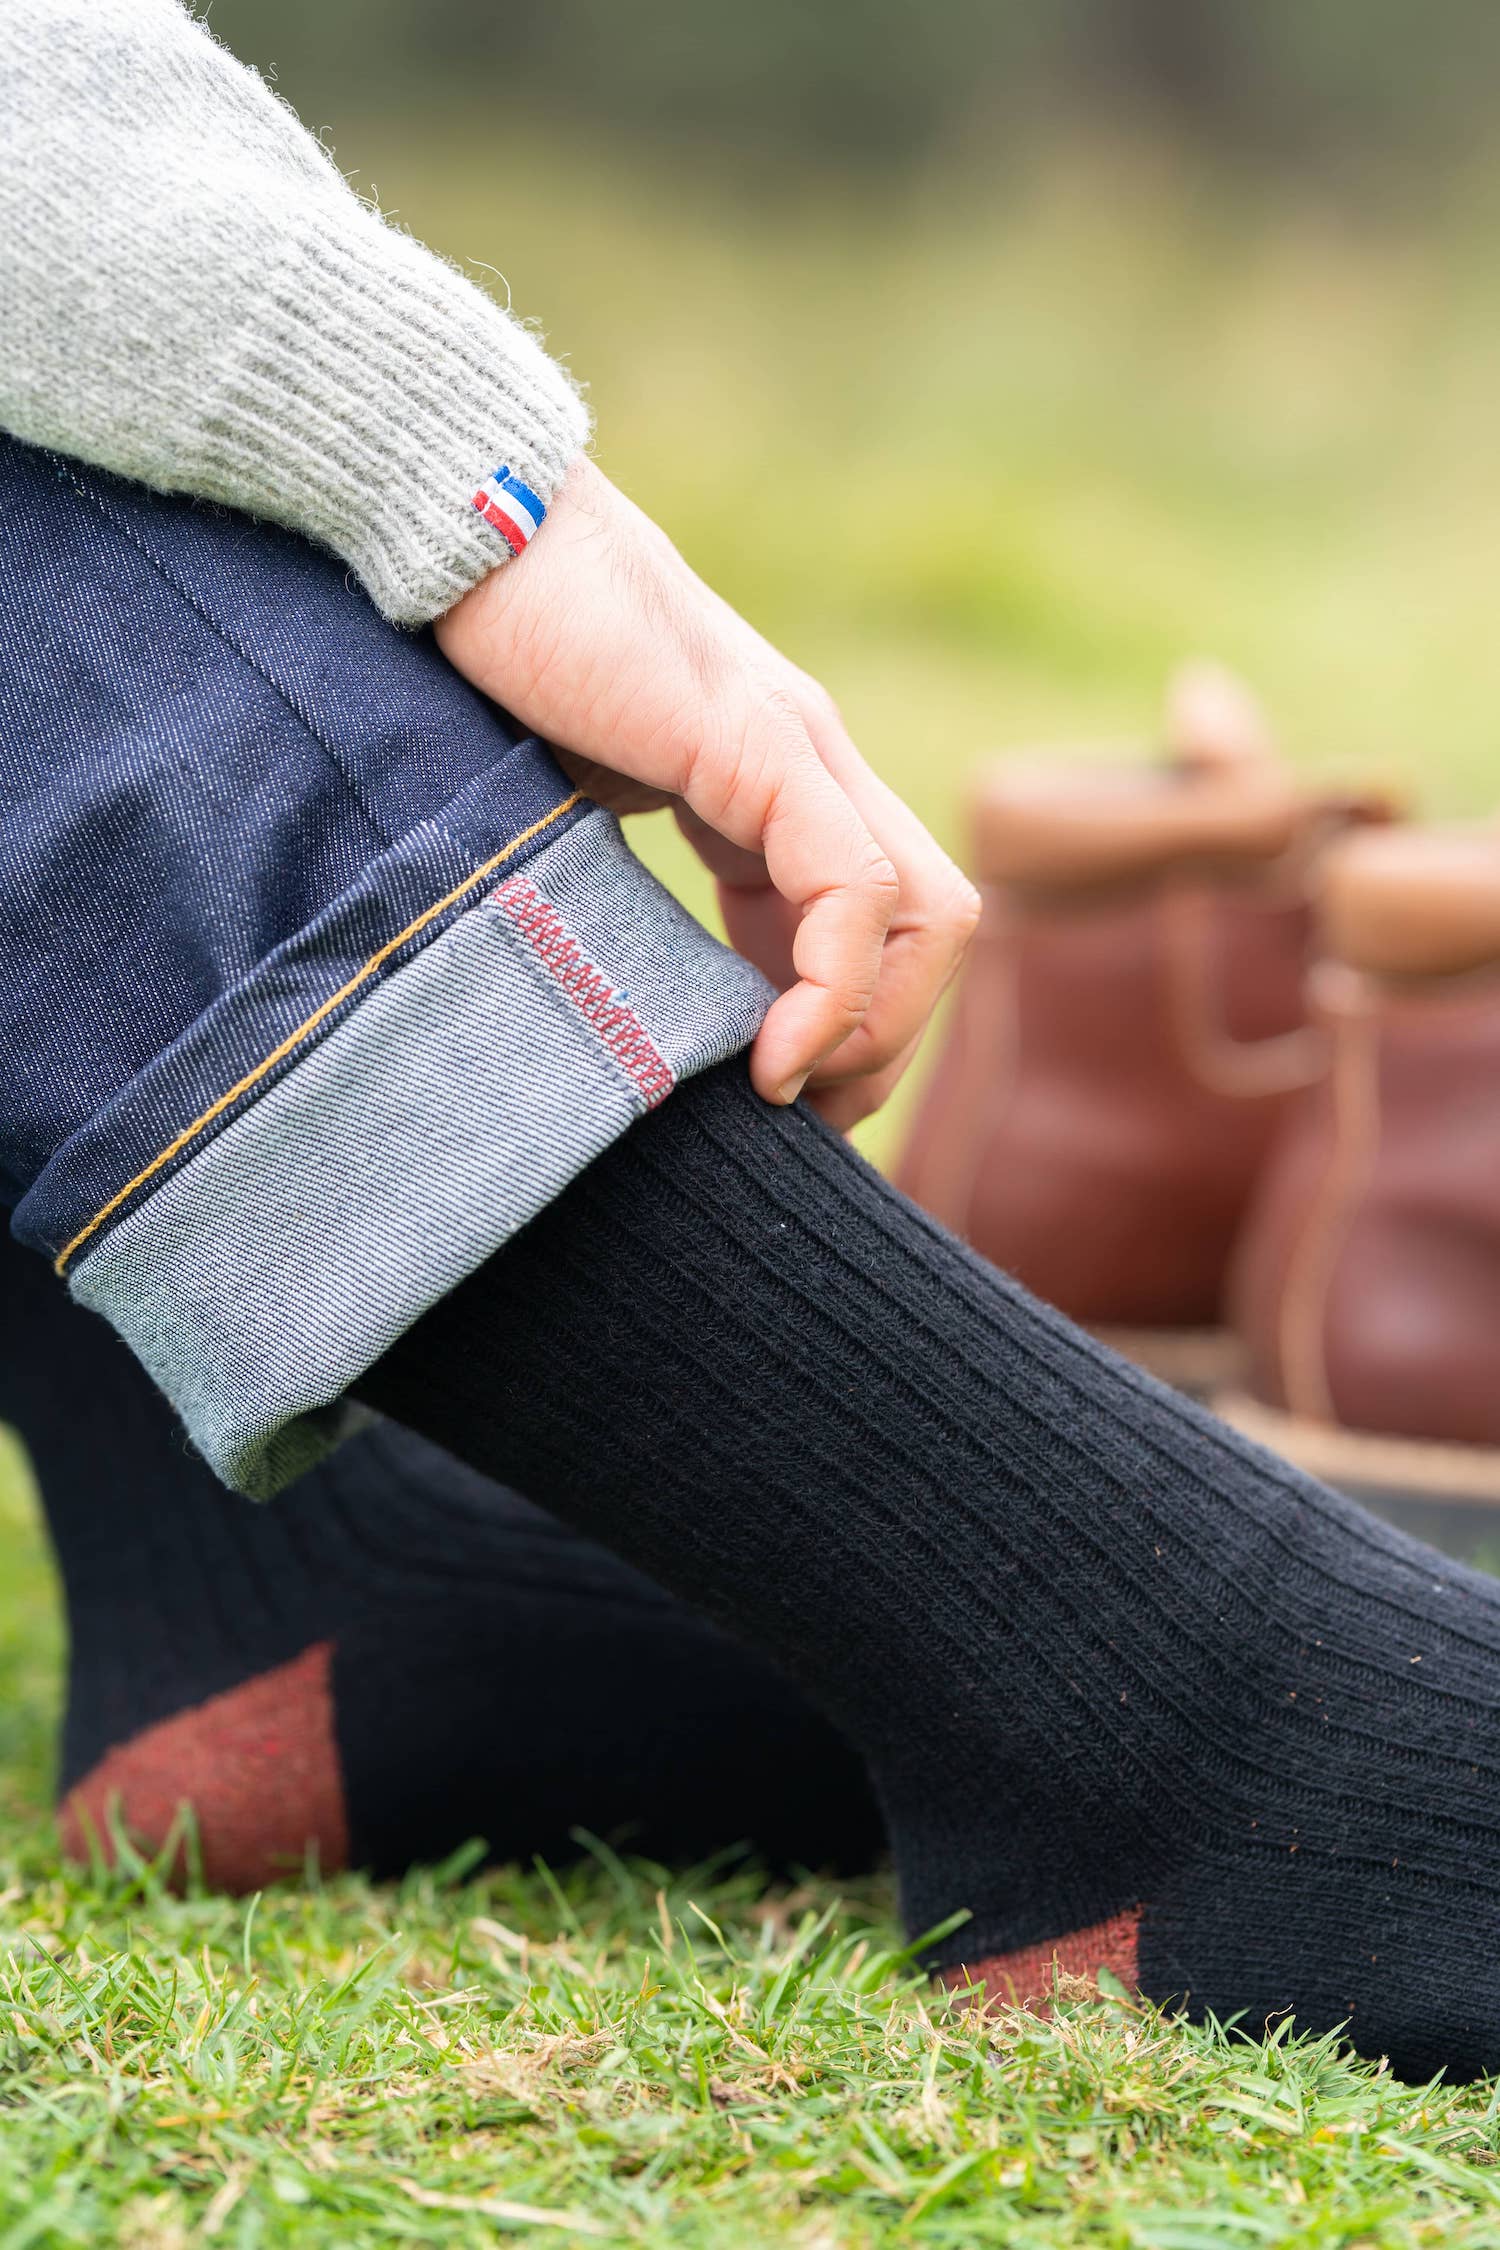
[898,669,1500,1544]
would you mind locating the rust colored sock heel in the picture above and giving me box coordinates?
[61,1644,347,1890]
[3,1225,883,1894]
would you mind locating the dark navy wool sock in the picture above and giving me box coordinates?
[0,1231,881,1889]
[361,1056,1500,2082]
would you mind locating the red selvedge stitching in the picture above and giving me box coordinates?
[493,875,677,1108]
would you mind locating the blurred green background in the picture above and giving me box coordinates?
[203,3,1500,1166]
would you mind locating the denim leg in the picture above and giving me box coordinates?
[0,440,769,1493]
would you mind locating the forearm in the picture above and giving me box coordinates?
[0,0,588,622]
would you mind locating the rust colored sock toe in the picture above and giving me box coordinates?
[61,1642,348,1892]
[942,1907,1143,2010]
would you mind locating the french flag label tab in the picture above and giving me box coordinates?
[472,465,546,556]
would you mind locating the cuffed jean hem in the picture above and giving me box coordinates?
[59,808,772,1497]
[15,748,591,1267]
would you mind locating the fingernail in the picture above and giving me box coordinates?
[775,1071,810,1106]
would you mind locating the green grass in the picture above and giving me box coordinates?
[10,126,1500,2243]
[6,1459,1500,2248]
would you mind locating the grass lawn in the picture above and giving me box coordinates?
[8,126,1500,2245]
[6,1455,1500,2245]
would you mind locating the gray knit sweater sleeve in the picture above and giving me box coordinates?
[0,0,589,623]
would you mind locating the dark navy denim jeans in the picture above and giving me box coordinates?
[0,439,769,1494]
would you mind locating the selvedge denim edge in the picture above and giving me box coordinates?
[64,810,773,1497]
[14,757,589,1269]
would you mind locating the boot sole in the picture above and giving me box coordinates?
[1093,1325,1246,1399]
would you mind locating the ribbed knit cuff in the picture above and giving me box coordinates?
[195,207,591,625]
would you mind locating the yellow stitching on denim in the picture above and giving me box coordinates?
[54,792,586,1277]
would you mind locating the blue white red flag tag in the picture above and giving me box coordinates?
[472,465,546,555]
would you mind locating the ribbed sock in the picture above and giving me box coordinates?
[360,1056,1500,2081]
[1,1232,880,1888]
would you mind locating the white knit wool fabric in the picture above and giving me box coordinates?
[0,0,590,623]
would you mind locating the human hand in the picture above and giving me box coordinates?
[436,458,980,1127]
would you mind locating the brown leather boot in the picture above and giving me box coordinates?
[1221,822,1500,1519]
[896,668,1374,1391]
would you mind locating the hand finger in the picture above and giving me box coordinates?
[672,800,770,894]
[679,689,899,1101]
[802,909,974,1091]
[807,1033,924,1134]
[717,877,801,997]
[688,684,977,1098]
[794,692,980,1092]
[674,803,800,995]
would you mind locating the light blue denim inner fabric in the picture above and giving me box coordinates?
[67,810,772,1497]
